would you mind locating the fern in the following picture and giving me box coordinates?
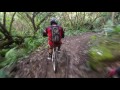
[24,35,46,52]
[0,47,27,68]
[0,49,10,57]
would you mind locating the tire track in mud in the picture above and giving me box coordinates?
[45,50,70,78]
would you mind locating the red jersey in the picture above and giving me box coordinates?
[44,25,64,47]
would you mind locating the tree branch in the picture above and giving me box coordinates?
[9,12,16,33]
[0,22,13,41]
[18,12,33,29]
[25,12,32,21]
[33,12,40,18]
[3,12,6,28]
[91,12,101,23]
[36,12,54,30]
[81,12,86,25]
[26,12,54,34]
[26,12,37,32]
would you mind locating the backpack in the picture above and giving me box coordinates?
[51,26,60,42]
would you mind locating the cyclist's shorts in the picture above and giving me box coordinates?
[48,41,62,48]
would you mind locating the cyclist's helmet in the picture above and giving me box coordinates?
[50,18,58,25]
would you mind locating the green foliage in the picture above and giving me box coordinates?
[0,47,17,68]
[24,37,37,51]
[101,24,120,37]
[0,69,9,78]
[92,29,101,33]
[17,48,27,58]
[0,47,27,68]
[89,46,114,62]
[65,28,89,36]
[9,43,17,48]
[0,49,10,57]
[0,32,4,39]
[88,45,114,71]
[113,25,120,34]
[90,35,97,41]
[105,20,114,27]
[0,12,49,69]
[87,60,103,71]
[88,24,120,71]
[24,31,46,52]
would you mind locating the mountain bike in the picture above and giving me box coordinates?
[52,45,59,73]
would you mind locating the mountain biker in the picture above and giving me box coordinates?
[43,18,65,60]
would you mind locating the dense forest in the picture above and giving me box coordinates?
[0,12,120,78]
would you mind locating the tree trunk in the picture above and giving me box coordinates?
[111,12,115,25]
[0,22,13,41]
[9,12,16,33]
[3,12,6,28]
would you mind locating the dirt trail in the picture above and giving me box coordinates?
[11,32,105,78]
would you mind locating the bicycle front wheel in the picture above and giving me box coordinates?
[52,49,58,73]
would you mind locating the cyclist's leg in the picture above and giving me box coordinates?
[48,41,54,59]
[57,43,62,52]
[58,40,62,51]
[48,45,53,59]
[58,45,61,51]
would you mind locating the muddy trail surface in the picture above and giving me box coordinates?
[11,32,106,78]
